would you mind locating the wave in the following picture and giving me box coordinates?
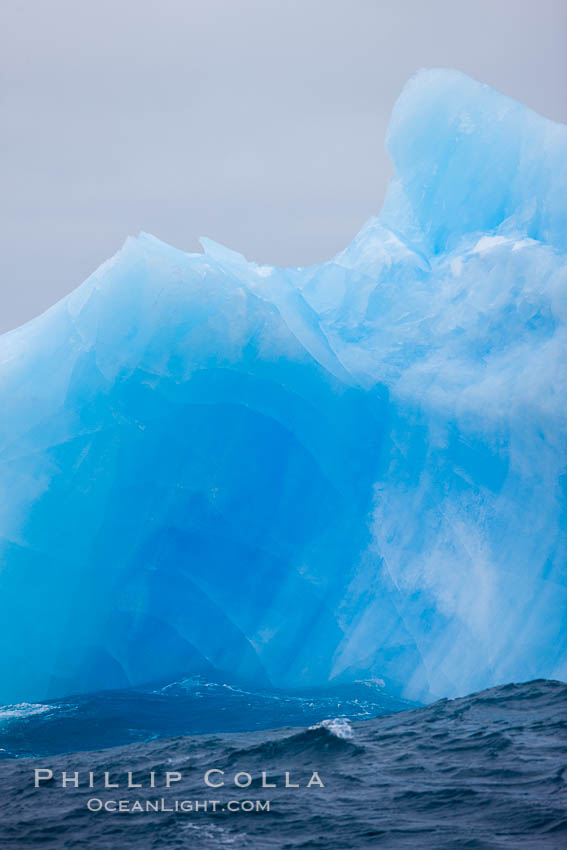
[0,676,413,759]
[0,679,565,848]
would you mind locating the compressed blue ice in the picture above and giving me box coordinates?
[1,69,566,705]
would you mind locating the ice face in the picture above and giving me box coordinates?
[1,69,566,705]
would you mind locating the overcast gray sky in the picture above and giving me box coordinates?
[1,0,566,332]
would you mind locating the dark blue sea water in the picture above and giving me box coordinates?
[0,674,415,759]
[0,678,565,848]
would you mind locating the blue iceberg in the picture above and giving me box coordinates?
[1,69,566,705]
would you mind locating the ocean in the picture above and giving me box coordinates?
[0,678,565,848]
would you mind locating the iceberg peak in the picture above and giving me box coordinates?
[381,68,567,255]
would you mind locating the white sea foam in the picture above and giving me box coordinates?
[311,717,354,740]
[0,702,53,723]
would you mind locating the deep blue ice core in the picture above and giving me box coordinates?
[1,69,566,705]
